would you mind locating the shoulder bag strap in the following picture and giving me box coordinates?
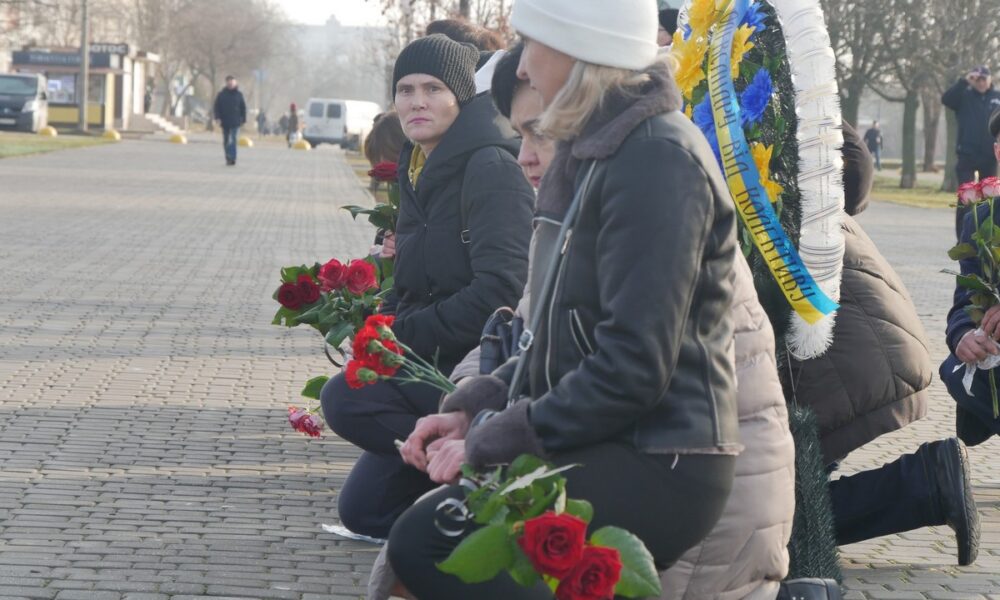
[506,160,599,405]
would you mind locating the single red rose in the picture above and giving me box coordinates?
[517,512,588,580]
[368,161,399,183]
[555,545,622,600]
[318,259,348,292]
[277,282,304,310]
[346,259,378,295]
[298,274,321,305]
[288,406,324,437]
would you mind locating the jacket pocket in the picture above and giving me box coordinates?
[568,308,595,356]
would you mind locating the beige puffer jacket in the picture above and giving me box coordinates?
[660,254,794,600]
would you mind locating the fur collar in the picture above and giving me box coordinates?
[536,60,682,218]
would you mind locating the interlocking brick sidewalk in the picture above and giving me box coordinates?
[0,138,996,599]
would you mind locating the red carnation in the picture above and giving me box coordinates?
[517,512,588,580]
[277,282,304,310]
[318,259,348,292]
[298,274,321,305]
[346,259,378,295]
[352,324,381,360]
[345,360,379,389]
[555,545,622,600]
[368,161,399,183]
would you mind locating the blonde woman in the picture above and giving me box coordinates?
[391,1,741,596]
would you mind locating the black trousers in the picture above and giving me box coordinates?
[388,444,735,600]
[829,442,945,545]
[941,354,1000,445]
[955,156,998,239]
[321,374,443,538]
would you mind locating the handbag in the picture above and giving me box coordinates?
[478,307,523,375]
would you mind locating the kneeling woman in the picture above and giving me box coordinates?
[393,0,740,597]
[321,34,535,539]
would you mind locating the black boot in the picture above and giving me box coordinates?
[777,578,842,600]
[928,437,980,566]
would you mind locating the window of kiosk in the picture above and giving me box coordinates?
[47,74,76,104]
[44,74,105,104]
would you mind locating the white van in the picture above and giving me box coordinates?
[304,98,381,149]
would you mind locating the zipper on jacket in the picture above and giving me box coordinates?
[568,308,595,356]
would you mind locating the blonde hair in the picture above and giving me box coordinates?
[539,56,670,141]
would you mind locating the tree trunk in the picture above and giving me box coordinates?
[942,109,959,192]
[840,79,865,129]
[458,0,470,18]
[900,88,919,189]
[921,87,941,172]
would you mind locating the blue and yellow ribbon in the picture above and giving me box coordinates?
[707,0,838,324]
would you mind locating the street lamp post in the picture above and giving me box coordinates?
[78,0,89,133]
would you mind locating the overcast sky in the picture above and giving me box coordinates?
[276,0,386,26]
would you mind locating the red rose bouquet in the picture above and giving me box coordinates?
[272,257,390,359]
[272,257,393,438]
[436,456,661,599]
[344,161,400,233]
[948,176,1000,416]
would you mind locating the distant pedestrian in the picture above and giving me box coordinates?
[256,110,267,138]
[278,113,289,135]
[942,65,1000,238]
[863,120,883,171]
[212,75,246,166]
[287,103,300,147]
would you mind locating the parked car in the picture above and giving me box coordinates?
[303,98,380,149]
[0,73,48,133]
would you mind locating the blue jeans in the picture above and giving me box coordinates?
[222,126,239,162]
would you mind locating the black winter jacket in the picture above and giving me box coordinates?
[387,94,534,372]
[491,62,741,456]
[213,87,247,129]
[942,79,1000,161]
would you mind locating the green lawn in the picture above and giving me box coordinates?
[870,174,954,209]
[0,131,112,159]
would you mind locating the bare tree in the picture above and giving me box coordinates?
[869,0,935,189]
[924,0,1000,189]
[820,0,892,128]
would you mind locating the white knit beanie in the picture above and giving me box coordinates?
[511,0,658,71]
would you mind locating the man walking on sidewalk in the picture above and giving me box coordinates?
[213,75,247,166]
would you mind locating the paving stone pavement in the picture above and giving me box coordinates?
[0,137,996,599]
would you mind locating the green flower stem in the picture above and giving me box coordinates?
[991,369,999,419]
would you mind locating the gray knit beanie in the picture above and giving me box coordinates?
[392,34,480,105]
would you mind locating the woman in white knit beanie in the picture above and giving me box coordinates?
[387,1,742,597]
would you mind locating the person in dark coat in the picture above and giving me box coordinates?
[391,1,740,595]
[212,75,246,166]
[286,103,299,147]
[319,34,534,540]
[785,123,980,566]
[658,8,679,47]
[863,120,883,170]
[941,108,1000,447]
[942,65,1000,238]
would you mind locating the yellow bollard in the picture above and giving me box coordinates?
[102,129,121,141]
[238,136,253,148]
[170,133,188,144]
[292,139,312,151]
[38,126,58,137]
